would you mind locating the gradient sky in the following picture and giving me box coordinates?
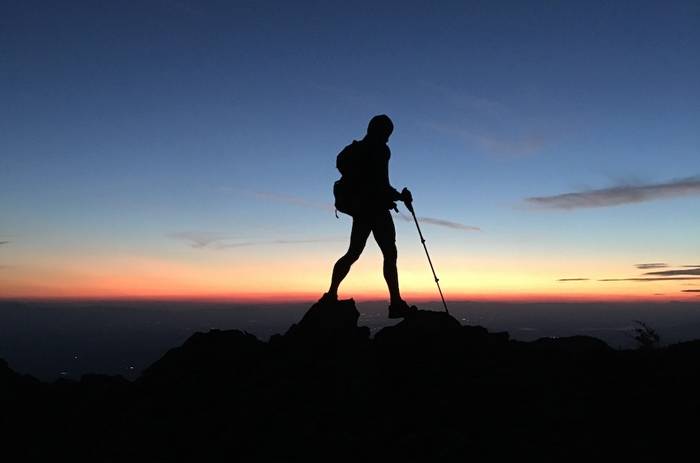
[1,0,699,301]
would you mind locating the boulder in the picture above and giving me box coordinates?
[276,298,370,347]
[374,309,462,348]
[374,309,508,352]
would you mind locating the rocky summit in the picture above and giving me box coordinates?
[2,298,700,461]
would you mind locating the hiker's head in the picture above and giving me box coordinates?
[366,115,393,143]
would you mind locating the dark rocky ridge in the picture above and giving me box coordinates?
[2,298,699,460]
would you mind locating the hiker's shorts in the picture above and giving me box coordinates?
[347,210,396,260]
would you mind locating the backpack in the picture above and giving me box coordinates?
[333,178,352,217]
[333,141,359,217]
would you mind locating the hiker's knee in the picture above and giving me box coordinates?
[345,248,363,263]
[382,243,397,263]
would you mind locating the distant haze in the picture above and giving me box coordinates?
[2,300,699,381]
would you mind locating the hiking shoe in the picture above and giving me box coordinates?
[318,292,338,304]
[388,300,418,319]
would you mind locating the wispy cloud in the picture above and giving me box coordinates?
[525,176,700,210]
[472,132,546,157]
[422,82,551,158]
[398,213,480,232]
[418,217,481,232]
[600,265,700,283]
[254,191,481,232]
[599,277,700,282]
[168,232,232,249]
[420,82,512,117]
[644,267,700,277]
[557,278,590,282]
[216,238,343,249]
[254,192,335,212]
[0,241,9,246]
[430,123,546,157]
[635,263,668,269]
[682,289,700,293]
[169,232,341,250]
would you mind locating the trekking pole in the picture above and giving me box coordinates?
[405,199,449,314]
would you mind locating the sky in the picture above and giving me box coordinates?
[1,0,699,302]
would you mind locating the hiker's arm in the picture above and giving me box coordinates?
[384,147,402,201]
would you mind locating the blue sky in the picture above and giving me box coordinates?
[1,0,699,300]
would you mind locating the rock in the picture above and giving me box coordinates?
[373,309,507,351]
[6,297,700,460]
[462,324,510,346]
[374,309,462,347]
[79,373,130,389]
[139,329,264,386]
[0,358,40,389]
[530,335,612,353]
[277,298,370,347]
[0,358,16,381]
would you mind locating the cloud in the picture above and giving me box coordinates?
[644,267,700,277]
[525,176,700,210]
[598,277,700,282]
[254,191,481,232]
[216,238,342,249]
[430,124,546,157]
[169,232,341,250]
[420,82,512,117]
[599,265,700,283]
[168,232,232,249]
[218,188,335,213]
[682,289,700,293]
[635,263,668,269]
[557,278,590,281]
[254,192,335,212]
[472,132,546,157]
[423,82,549,157]
[398,213,480,232]
[0,241,9,246]
[416,216,481,232]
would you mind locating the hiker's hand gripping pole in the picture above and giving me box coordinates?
[403,191,449,314]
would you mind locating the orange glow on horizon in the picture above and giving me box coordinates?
[2,252,698,303]
[2,289,696,304]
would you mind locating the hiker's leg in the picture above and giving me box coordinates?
[328,217,371,296]
[373,211,401,304]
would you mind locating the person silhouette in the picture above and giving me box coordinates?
[321,115,417,318]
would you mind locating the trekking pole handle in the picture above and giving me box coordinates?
[405,200,414,214]
[403,187,414,214]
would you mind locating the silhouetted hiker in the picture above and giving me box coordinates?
[322,115,417,319]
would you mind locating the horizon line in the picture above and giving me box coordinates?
[1,292,696,305]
